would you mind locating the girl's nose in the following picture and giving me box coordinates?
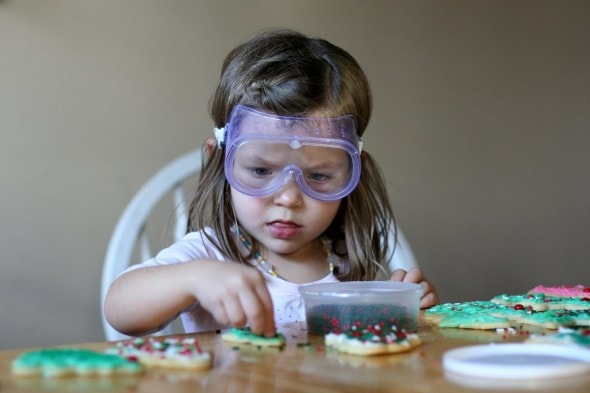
[273,175,303,206]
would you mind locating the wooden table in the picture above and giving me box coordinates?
[1,318,589,393]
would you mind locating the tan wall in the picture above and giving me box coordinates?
[1,0,588,349]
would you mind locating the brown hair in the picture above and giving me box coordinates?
[188,29,396,280]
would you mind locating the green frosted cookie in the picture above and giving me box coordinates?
[12,348,143,378]
[518,309,590,329]
[424,301,525,329]
[221,327,286,348]
[438,312,511,329]
[490,293,552,311]
[527,326,590,347]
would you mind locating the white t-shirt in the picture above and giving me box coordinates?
[123,227,416,333]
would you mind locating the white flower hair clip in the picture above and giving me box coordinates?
[214,126,225,147]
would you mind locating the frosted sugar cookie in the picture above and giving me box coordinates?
[492,293,590,312]
[438,312,512,330]
[424,301,526,329]
[528,285,590,299]
[527,326,590,348]
[325,322,421,356]
[107,337,212,370]
[518,310,579,329]
[426,288,590,331]
[425,285,590,332]
[545,297,590,311]
[12,348,143,378]
[518,309,590,330]
[490,293,552,311]
[221,327,286,348]
[425,301,525,321]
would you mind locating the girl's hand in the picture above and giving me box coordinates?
[389,267,440,308]
[191,261,276,337]
[105,261,276,337]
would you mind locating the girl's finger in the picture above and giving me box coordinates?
[403,267,425,283]
[390,269,407,282]
[420,290,440,309]
[223,296,248,328]
[254,284,276,337]
[207,299,230,326]
[238,290,269,335]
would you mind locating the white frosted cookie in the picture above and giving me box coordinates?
[106,337,212,371]
[12,348,143,378]
[221,327,286,348]
[325,323,421,356]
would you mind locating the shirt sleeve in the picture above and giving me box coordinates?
[121,228,227,274]
[383,225,419,275]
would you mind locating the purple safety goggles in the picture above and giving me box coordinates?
[215,105,362,201]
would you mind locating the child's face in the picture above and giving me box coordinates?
[230,183,341,257]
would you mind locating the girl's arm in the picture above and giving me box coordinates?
[103,260,276,337]
[390,267,440,309]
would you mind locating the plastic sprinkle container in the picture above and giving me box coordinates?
[299,281,422,335]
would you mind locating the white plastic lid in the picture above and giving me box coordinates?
[443,343,590,380]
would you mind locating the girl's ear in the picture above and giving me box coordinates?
[203,137,217,158]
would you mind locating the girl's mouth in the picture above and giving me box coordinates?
[266,220,301,239]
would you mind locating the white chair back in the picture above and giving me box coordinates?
[101,150,202,341]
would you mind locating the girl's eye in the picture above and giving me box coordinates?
[309,172,329,182]
[252,167,272,177]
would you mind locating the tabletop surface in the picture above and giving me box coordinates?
[1,317,589,393]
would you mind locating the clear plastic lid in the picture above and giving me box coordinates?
[299,281,423,299]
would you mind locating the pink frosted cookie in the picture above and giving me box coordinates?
[107,337,212,371]
[528,284,590,299]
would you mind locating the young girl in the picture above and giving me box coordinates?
[104,29,439,338]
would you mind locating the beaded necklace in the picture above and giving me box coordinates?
[234,227,336,281]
